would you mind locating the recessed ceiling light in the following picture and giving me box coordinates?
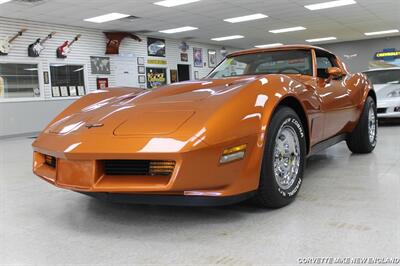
[211,35,244,41]
[159,26,198,34]
[269,26,306,34]
[364,29,399,36]
[224,13,268,23]
[305,0,356,10]
[255,43,284,48]
[154,0,200,7]
[306,37,337,43]
[84,13,130,23]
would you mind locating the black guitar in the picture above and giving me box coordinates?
[28,32,56,57]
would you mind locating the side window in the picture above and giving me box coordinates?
[316,53,338,79]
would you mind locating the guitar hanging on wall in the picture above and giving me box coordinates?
[56,34,81,59]
[28,32,56,57]
[104,32,141,55]
[0,29,27,56]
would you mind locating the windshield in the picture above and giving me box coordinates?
[364,69,400,84]
[208,50,313,79]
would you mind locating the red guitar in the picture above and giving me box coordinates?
[56,34,81,58]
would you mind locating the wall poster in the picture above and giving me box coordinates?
[208,49,217,68]
[96,77,109,90]
[146,67,167,89]
[180,53,188,62]
[147,37,166,57]
[193,47,203,67]
[170,69,178,83]
[90,56,111,74]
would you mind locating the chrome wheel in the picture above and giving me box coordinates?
[368,106,376,144]
[273,125,301,190]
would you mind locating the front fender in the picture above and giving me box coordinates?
[200,75,312,147]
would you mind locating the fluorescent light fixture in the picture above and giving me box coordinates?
[255,43,283,48]
[305,0,356,10]
[224,13,268,23]
[269,26,306,34]
[211,35,244,41]
[154,0,200,7]
[0,0,12,4]
[84,13,130,23]
[364,29,399,36]
[159,26,198,34]
[306,36,337,43]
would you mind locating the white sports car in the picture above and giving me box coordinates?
[364,68,400,118]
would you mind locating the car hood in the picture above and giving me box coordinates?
[46,76,258,137]
[374,83,400,99]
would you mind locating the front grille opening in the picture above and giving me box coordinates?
[44,155,56,168]
[377,108,387,114]
[104,160,175,176]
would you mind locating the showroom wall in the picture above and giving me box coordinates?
[321,36,400,72]
[0,17,234,138]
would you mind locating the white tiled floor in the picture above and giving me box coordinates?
[0,125,399,265]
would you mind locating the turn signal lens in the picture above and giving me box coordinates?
[220,144,247,164]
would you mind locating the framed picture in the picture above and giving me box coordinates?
[69,86,77,96]
[193,47,203,67]
[146,67,167,89]
[208,49,217,68]
[138,75,146,84]
[194,71,199,80]
[60,86,69,97]
[138,65,145,74]
[137,57,145,65]
[77,86,86,96]
[96,78,109,90]
[43,71,49,84]
[147,37,166,57]
[180,53,188,62]
[170,69,178,83]
[52,86,60,97]
[90,56,110,74]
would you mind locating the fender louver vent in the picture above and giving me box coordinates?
[104,160,175,176]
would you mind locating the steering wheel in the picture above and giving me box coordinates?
[279,67,302,74]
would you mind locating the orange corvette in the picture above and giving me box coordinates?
[32,45,377,208]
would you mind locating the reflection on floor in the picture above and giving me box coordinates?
[0,125,399,265]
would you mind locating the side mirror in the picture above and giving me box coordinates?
[327,67,344,77]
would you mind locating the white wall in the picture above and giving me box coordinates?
[0,17,235,137]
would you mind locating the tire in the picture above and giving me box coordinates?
[253,106,306,208]
[346,96,377,154]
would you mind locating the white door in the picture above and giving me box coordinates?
[114,58,137,87]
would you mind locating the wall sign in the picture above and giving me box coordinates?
[370,48,400,68]
[147,59,167,65]
[146,67,167,89]
[374,48,400,61]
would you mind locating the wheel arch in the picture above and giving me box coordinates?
[275,96,310,154]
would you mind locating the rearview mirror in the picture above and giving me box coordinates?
[327,67,344,77]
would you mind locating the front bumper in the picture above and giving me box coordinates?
[32,133,262,201]
[377,98,400,118]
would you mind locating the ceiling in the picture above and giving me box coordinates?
[0,0,399,48]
